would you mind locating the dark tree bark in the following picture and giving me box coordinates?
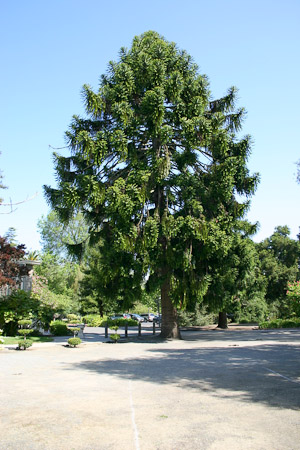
[160,275,181,339]
[217,311,228,329]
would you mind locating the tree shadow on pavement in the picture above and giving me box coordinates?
[66,342,300,410]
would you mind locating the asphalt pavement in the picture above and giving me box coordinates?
[1,327,300,449]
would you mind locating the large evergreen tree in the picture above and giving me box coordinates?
[44,31,258,338]
[257,226,300,317]
[204,221,266,328]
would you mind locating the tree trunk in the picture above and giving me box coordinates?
[160,275,181,339]
[218,311,228,329]
[98,299,104,317]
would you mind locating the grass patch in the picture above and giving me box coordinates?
[3,336,53,345]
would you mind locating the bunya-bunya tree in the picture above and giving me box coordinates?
[79,243,119,316]
[44,31,258,338]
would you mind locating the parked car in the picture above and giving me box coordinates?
[129,314,145,323]
[122,314,131,319]
[147,313,160,323]
[140,314,149,322]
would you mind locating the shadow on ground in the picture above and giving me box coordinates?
[66,341,300,411]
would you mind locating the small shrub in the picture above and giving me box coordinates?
[17,319,33,349]
[18,329,33,337]
[68,337,81,347]
[18,339,33,350]
[67,326,80,337]
[67,314,80,322]
[110,325,119,332]
[110,333,120,343]
[50,320,72,336]
[18,319,32,327]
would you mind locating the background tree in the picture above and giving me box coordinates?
[0,236,27,287]
[37,210,89,260]
[34,252,81,316]
[257,226,300,318]
[44,31,258,338]
[4,227,18,247]
[204,221,266,328]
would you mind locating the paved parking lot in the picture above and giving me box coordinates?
[1,328,300,449]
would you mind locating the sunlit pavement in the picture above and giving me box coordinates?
[1,328,300,449]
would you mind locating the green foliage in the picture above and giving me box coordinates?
[67,313,81,322]
[68,337,82,347]
[49,320,72,336]
[44,31,258,337]
[33,252,81,317]
[234,295,269,324]
[82,314,105,326]
[259,318,300,329]
[286,281,300,317]
[107,318,136,327]
[0,290,39,335]
[81,314,137,327]
[3,336,53,344]
[17,339,33,350]
[109,325,119,332]
[79,244,119,316]
[18,319,32,327]
[110,333,120,343]
[68,326,80,337]
[257,226,300,318]
[204,221,266,318]
[178,304,216,327]
[18,329,33,336]
[37,210,89,260]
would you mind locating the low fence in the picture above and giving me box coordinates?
[104,321,159,338]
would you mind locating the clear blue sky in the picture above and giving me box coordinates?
[1,0,299,250]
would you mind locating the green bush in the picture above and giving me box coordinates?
[18,329,33,336]
[18,319,32,327]
[107,318,137,327]
[18,339,33,350]
[82,314,105,327]
[50,320,72,336]
[68,337,81,347]
[67,314,80,322]
[68,326,80,337]
[259,318,300,329]
[82,315,138,327]
[178,305,216,327]
[110,333,120,343]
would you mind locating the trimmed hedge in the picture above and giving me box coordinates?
[50,320,72,336]
[82,315,138,327]
[259,318,300,329]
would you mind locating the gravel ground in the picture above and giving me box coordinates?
[1,328,300,450]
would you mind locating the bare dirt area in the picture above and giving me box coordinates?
[1,328,300,450]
